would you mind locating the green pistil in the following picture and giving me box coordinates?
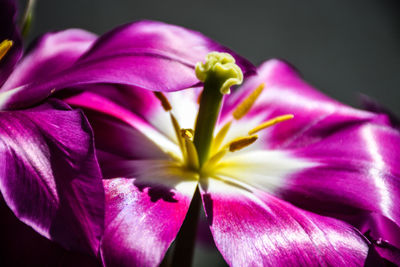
[193,52,243,167]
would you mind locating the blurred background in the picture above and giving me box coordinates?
[19,0,400,116]
[15,0,400,266]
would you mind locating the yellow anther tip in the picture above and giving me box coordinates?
[228,135,258,152]
[285,114,294,119]
[153,92,172,111]
[0,39,14,61]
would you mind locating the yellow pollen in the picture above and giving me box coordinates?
[248,114,294,135]
[154,91,172,111]
[228,135,258,152]
[181,129,194,140]
[232,83,265,120]
[0,40,13,61]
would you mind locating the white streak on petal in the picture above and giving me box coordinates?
[214,150,317,194]
[362,125,391,218]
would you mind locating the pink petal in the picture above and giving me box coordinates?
[200,178,369,266]
[100,162,198,267]
[0,99,104,254]
[1,20,254,109]
[220,59,390,150]
[67,84,201,142]
[1,29,97,91]
[279,123,400,254]
[66,91,180,159]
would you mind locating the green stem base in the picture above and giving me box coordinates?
[169,186,202,267]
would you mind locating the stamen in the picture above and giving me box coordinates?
[211,121,232,154]
[228,135,258,152]
[182,131,199,170]
[154,91,172,111]
[232,83,265,120]
[170,113,185,153]
[248,114,294,135]
[0,40,13,61]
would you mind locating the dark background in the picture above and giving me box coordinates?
[20,0,400,116]
[16,0,400,266]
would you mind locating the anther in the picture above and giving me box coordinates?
[153,91,172,111]
[232,83,265,120]
[248,114,294,135]
[0,40,13,61]
[228,135,258,152]
[170,113,185,153]
[181,129,194,140]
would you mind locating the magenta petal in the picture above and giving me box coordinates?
[0,99,104,254]
[201,178,369,266]
[1,20,254,109]
[371,242,400,266]
[0,0,22,86]
[281,123,400,248]
[84,110,168,162]
[1,29,97,91]
[101,176,197,267]
[221,59,390,150]
[66,84,201,143]
[65,91,178,159]
[79,20,254,78]
[358,213,400,264]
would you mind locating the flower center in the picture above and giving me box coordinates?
[154,52,293,178]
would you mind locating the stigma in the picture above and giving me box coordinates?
[195,52,243,95]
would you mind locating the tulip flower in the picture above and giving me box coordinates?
[65,46,400,266]
[3,0,399,265]
[0,0,253,264]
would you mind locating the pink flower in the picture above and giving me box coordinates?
[66,48,400,266]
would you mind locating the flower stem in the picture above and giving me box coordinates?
[167,52,243,266]
[193,78,224,167]
[170,186,202,267]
